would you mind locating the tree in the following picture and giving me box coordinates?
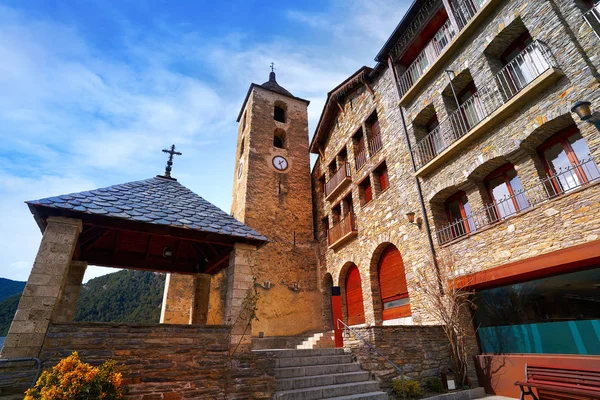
[414,251,476,387]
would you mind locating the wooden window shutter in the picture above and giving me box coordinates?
[379,167,389,191]
[378,245,411,320]
[345,265,365,325]
[364,184,373,203]
[371,118,381,137]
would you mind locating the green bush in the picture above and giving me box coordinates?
[392,378,423,399]
[424,377,444,393]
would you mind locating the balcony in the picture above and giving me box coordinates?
[398,0,502,106]
[355,149,367,171]
[369,133,383,156]
[583,2,600,40]
[436,158,600,245]
[413,40,562,175]
[398,19,456,97]
[328,213,358,248]
[325,162,351,201]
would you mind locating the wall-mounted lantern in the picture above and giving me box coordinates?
[406,212,423,229]
[571,100,593,121]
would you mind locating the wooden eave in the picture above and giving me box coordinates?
[309,66,373,154]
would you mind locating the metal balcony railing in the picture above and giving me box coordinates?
[412,40,556,169]
[583,2,600,40]
[398,20,456,97]
[355,149,367,171]
[325,162,351,198]
[452,0,487,29]
[436,158,600,245]
[369,133,383,155]
[328,213,357,247]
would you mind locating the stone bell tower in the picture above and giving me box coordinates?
[230,69,322,337]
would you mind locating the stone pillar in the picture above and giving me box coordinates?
[160,273,194,324]
[225,243,256,350]
[1,217,82,359]
[190,273,211,324]
[52,260,88,323]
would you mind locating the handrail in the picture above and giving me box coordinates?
[436,157,600,245]
[412,40,556,169]
[336,319,406,400]
[0,357,42,389]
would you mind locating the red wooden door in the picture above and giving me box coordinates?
[378,246,411,320]
[345,265,365,325]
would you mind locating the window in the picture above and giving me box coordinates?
[342,193,354,217]
[354,128,367,171]
[239,137,245,157]
[474,266,600,355]
[457,81,485,130]
[538,126,600,193]
[318,175,326,193]
[242,111,247,131]
[374,162,389,192]
[367,112,383,155]
[345,264,365,326]
[484,164,529,221]
[377,245,411,321]
[274,103,286,123]
[332,204,341,225]
[273,129,286,149]
[322,216,329,232]
[359,177,373,206]
[444,191,476,239]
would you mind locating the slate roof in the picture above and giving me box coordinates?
[261,71,293,97]
[26,176,268,243]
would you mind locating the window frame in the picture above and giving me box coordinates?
[359,177,373,206]
[484,163,525,220]
[538,126,592,192]
[444,191,472,238]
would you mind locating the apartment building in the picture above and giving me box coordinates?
[310,0,600,395]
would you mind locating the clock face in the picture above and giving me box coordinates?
[237,161,244,179]
[272,155,289,171]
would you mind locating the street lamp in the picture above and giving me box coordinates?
[571,101,593,121]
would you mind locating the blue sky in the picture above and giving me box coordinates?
[0,0,409,282]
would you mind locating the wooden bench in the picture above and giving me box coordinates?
[515,364,600,400]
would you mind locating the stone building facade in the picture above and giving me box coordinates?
[309,0,600,396]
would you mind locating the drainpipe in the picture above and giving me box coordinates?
[387,57,440,279]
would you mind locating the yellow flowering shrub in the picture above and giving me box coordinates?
[25,352,124,400]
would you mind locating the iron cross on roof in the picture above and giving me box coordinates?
[161,144,182,179]
[270,62,275,72]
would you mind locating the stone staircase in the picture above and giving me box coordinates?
[270,348,388,399]
[296,330,335,349]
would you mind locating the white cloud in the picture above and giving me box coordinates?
[0,0,412,282]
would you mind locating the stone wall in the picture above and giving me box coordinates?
[227,82,323,337]
[40,322,275,399]
[342,326,455,393]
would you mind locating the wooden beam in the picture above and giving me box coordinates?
[364,82,374,96]
[204,248,232,274]
[336,101,345,114]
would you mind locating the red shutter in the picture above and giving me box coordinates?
[345,265,365,325]
[364,184,372,203]
[378,246,411,320]
[379,167,389,191]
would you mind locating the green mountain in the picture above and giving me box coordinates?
[0,278,26,303]
[0,270,166,336]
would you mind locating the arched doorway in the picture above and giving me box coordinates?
[345,264,365,325]
[378,245,411,321]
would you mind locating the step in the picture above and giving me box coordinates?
[274,381,381,400]
[276,354,353,368]
[254,348,345,358]
[275,362,362,379]
[276,371,370,391]
[326,391,389,400]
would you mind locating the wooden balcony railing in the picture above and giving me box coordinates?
[436,158,600,245]
[355,149,367,171]
[325,162,351,200]
[328,213,358,248]
[369,134,383,155]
